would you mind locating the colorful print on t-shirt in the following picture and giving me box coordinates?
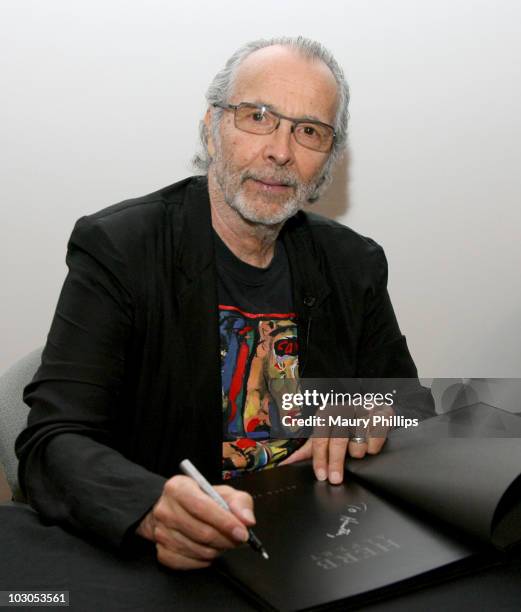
[220,305,304,479]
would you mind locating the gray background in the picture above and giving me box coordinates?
[1,0,520,377]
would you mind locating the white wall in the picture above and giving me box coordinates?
[1,0,520,377]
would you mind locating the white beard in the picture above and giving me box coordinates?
[212,151,320,226]
[228,186,311,225]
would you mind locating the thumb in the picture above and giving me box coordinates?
[279,439,313,465]
[218,486,256,526]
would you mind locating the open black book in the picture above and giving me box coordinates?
[218,403,521,611]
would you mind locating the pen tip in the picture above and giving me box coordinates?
[262,550,269,560]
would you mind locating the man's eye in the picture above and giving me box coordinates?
[251,112,266,122]
[303,125,317,136]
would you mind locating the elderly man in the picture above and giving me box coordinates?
[16,37,431,570]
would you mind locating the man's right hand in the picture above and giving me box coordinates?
[136,475,255,570]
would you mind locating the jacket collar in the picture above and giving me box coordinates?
[174,176,215,283]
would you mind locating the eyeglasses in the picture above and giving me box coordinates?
[213,102,335,153]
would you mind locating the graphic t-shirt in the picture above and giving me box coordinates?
[215,232,304,480]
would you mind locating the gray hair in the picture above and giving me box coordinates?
[192,36,350,201]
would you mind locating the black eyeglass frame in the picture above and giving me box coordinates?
[212,102,336,152]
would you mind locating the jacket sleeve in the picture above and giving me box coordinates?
[356,244,435,419]
[15,216,166,548]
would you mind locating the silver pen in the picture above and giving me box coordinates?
[179,459,269,560]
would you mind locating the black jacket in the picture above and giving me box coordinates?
[16,176,431,548]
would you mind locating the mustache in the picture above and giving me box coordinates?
[241,170,299,188]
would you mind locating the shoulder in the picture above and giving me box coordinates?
[70,176,193,250]
[65,176,198,292]
[294,210,387,275]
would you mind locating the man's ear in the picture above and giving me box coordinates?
[204,109,216,158]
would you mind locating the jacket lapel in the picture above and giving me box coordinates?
[173,177,222,482]
[281,213,334,377]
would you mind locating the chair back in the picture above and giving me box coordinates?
[0,348,42,494]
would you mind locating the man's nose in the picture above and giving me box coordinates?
[262,121,295,166]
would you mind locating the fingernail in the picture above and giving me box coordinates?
[241,508,255,523]
[232,526,249,542]
[330,471,342,484]
[316,468,327,481]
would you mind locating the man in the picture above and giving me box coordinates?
[16,37,432,571]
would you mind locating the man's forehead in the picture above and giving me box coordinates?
[230,45,338,120]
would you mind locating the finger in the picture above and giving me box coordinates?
[312,438,329,481]
[155,478,248,547]
[367,436,387,455]
[348,438,368,459]
[156,496,239,549]
[154,525,221,563]
[279,438,313,465]
[349,410,369,458]
[218,486,256,526]
[327,437,349,484]
[156,542,211,571]
[366,405,392,455]
[170,477,249,541]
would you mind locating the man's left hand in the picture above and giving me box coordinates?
[279,412,391,484]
